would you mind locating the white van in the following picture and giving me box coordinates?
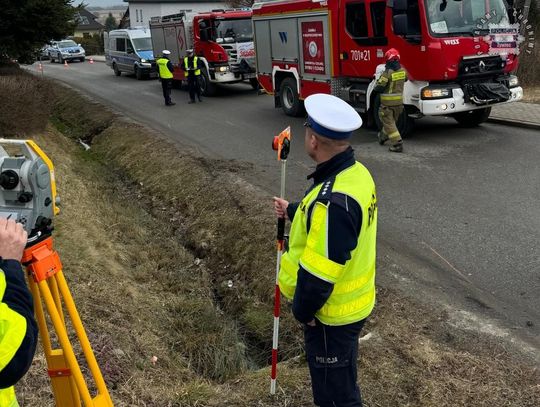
[104,28,155,80]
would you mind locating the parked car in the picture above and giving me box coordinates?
[49,40,86,63]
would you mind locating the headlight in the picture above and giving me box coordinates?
[216,66,229,73]
[508,75,519,88]
[140,59,147,63]
[421,88,452,99]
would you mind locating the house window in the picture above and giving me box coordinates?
[136,9,139,22]
[346,2,368,38]
[140,10,143,24]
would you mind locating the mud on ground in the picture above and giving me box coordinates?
[11,79,540,406]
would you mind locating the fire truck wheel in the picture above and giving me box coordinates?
[249,78,259,90]
[135,66,143,80]
[200,69,217,96]
[373,94,414,138]
[280,77,303,117]
[452,108,491,127]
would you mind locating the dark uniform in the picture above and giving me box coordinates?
[183,53,202,103]
[0,259,38,406]
[279,94,378,407]
[156,53,175,106]
[375,56,408,152]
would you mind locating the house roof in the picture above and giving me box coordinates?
[123,0,223,3]
[75,8,105,30]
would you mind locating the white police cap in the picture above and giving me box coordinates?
[162,50,171,55]
[305,94,362,139]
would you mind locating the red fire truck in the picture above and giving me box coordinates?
[252,0,524,135]
[150,9,257,95]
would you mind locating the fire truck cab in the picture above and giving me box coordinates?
[253,0,523,135]
[150,9,257,95]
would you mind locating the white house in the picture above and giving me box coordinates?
[123,0,228,28]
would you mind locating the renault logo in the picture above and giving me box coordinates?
[479,60,486,72]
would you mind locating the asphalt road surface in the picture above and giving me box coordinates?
[27,60,540,349]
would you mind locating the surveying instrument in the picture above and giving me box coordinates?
[0,139,114,406]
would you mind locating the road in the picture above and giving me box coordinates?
[28,60,540,348]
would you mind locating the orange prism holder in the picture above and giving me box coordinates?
[272,126,291,161]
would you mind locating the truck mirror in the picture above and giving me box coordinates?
[393,0,408,12]
[393,14,409,36]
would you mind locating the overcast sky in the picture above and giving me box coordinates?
[83,0,125,7]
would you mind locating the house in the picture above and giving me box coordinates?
[73,8,105,38]
[123,0,228,28]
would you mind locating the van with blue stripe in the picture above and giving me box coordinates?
[105,28,156,80]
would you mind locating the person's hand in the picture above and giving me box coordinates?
[273,197,289,219]
[306,319,316,327]
[0,218,28,261]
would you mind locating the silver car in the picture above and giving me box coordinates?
[49,40,86,63]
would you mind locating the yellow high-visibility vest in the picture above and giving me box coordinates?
[0,269,27,407]
[279,162,378,326]
[156,58,173,79]
[378,68,407,106]
[184,56,201,77]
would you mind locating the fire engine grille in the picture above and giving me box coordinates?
[458,56,505,79]
[222,45,237,61]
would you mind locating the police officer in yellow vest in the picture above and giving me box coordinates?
[375,48,407,152]
[156,50,175,106]
[182,49,202,104]
[273,94,377,407]
[0,218,38,407]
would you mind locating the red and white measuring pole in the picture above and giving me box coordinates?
[270,127,291,395]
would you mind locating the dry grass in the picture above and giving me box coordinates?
[5,78,540,407]
[0,74,52,137]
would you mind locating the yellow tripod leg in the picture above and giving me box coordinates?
[55,270,114,407]
[28,272,81,407]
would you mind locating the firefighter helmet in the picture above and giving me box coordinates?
[385,48,400,61]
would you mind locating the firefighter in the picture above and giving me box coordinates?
[0,218,38,407]
[273,93,377,407]
[156,50,175,106]
[183,49,202,104]
[375,48,407,152]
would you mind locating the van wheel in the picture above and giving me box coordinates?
[113,63,121,76]
[199,69,217,96]
[280,77,303,117]
[135,65,143,80]
[373,94,414,138]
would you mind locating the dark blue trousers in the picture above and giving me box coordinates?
[304,319,366,407]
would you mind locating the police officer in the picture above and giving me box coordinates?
[374,48,407,152]
[273,94,377,407]
[156,50,175,106]
[183,49,202,104]
[0,218,38,407]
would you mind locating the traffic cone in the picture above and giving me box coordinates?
[89,57,94,64]
[64,60,68,68]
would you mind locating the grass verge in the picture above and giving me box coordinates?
[5,78,540,407]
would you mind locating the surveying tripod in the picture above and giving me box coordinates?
[0,139,113,406]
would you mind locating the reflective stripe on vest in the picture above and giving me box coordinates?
[0,270,26,407]
[184,56,201,76]
[279,162,378,326]
[381,68,406,106]
[156,58,173,79]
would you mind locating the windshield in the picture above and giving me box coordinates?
[213,18,253,43]
[425,0,510,36]
[131,37,152,51]
[58,40,78,48]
